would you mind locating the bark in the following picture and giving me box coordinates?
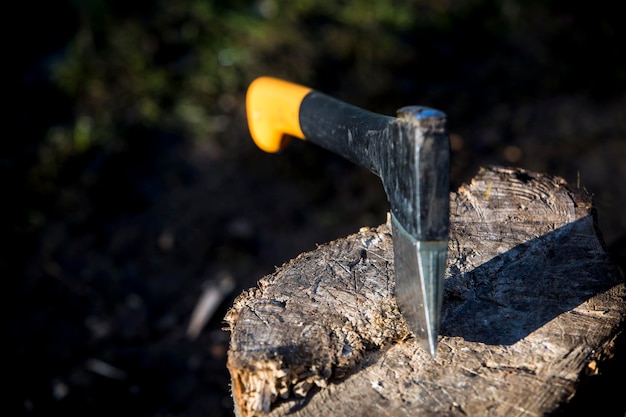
[225,166,625,417]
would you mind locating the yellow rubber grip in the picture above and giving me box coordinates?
[246,76,312,153]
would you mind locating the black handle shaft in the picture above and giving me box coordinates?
[299,91,393,176]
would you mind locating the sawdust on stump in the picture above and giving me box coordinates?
[224,166,625,417]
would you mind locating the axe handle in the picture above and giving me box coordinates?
[246,77,311,153]
[246,76,392,175]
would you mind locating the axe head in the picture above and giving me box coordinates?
[381,106,450,357]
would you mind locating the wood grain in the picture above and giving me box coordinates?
[225,166,625,417]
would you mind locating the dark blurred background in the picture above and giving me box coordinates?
[9,1,625,416]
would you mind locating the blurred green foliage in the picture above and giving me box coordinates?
[44,0,624,155]
[39,0,481,200]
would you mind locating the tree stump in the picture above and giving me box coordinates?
[224,166,625,417]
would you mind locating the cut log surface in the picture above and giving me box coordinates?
[225,166,625,417]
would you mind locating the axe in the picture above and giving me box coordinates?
[246,76,450,357]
